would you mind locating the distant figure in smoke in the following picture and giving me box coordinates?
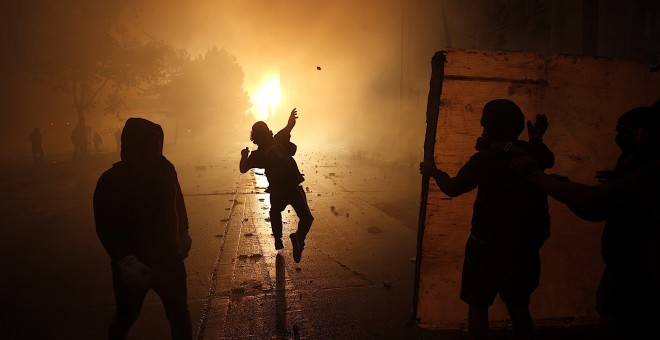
[94,118,193,340]
[420,99,555,340]
[29,127,44,164]
[93,131,103,153]
[511,102,660,339]
[71,124,86,159]
[115,128,121,153]
[239,108,313,263]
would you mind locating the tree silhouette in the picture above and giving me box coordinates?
[2,0,169,155]
[156,46,250,142]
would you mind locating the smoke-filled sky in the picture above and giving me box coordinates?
[132,0,442,151]
[1,0,656,159]
[2,0,447,157]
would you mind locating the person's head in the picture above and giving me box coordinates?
[250,121,273,146]
[120,118,163,163]
[480,99,525,143]
[615,106,648,155]
[635,101,660,159]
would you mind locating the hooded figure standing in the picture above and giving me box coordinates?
[240,108,313,263]
[94,118,193,340]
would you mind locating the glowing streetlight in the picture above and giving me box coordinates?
[250,77,281,122]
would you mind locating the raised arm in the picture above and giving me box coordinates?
[527,114,555,168]
[281,108,298,135]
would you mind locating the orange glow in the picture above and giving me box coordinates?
[249,77,281,122]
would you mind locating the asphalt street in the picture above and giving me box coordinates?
[0,146,617,339]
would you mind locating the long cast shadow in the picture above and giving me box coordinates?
[275,254,287,337]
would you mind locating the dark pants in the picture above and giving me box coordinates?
[31,146,43,164]
[269,185,314,241]
[109,260,192,340]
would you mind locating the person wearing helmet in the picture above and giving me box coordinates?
[511,101,660,339]
[420,99,555,340]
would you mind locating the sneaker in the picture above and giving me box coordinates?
[274,238,284,250]
[290,233,304,263]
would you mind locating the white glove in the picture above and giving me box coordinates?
[179,232,192,259]
[117,255,152,290]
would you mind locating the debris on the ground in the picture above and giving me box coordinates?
[231,286,246,294]
[214,234,223,238]
[244,232,254,237]
[220,218,229,222]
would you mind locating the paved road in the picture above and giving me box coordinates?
[0,148,617,339]
[0,147,430,339]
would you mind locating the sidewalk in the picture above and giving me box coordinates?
[189,152,620,340]
[194,167,437,339]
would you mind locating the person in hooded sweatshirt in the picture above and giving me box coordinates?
[94,118,192,340]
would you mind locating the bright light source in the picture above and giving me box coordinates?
[250,77,281,122]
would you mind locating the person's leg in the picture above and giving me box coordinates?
[461,238,497,340]
[288,186,313,262]
[289,186,314,241]
[269,190,287,250]
[501,248,539,340]
[109,267,148,340]
[467,305,489,340]
[505,303,534,340]
[152,262,192,340]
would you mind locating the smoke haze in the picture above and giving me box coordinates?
[1,1,657,162]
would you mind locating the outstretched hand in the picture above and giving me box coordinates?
[527,114,548,140]
[419,161,438,177]
[288,108,298,128]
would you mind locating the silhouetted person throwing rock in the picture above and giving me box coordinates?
[94,118,193,340]
[420,99,555,340]
[240,108,313,263]
[29,127,43,164]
